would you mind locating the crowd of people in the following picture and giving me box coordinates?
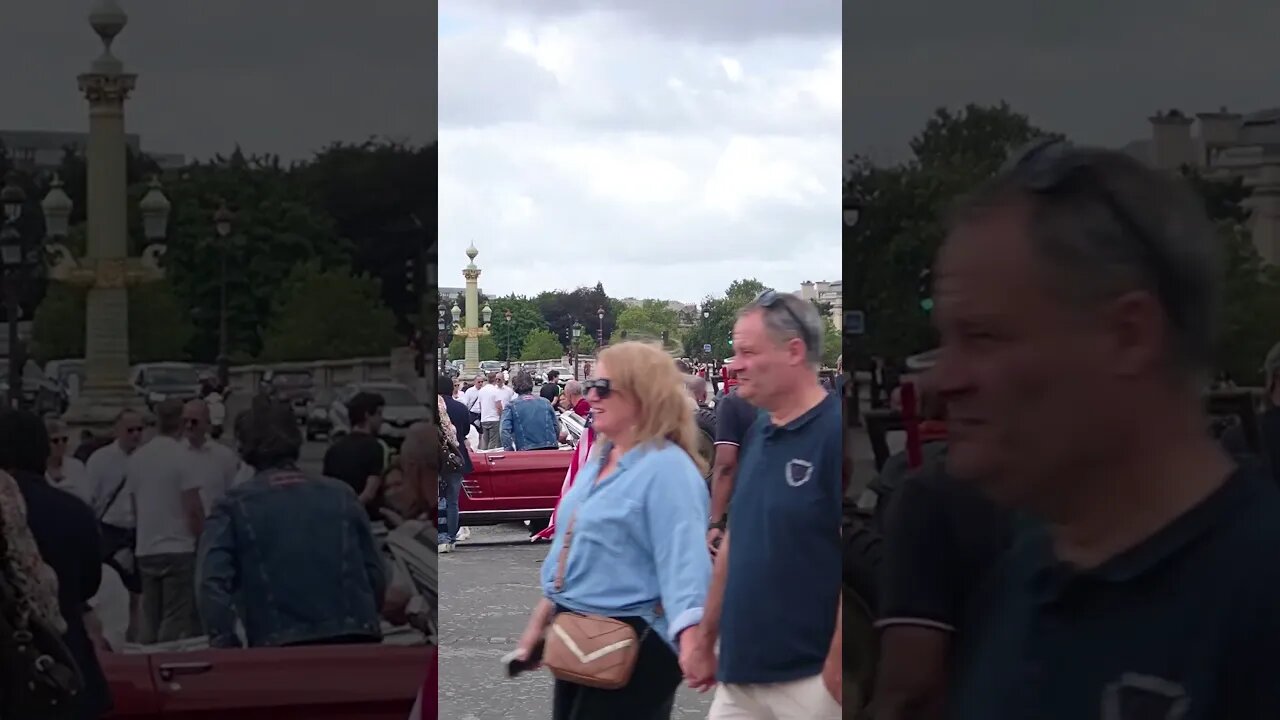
[434,289,845,719]
[0,389,439,718]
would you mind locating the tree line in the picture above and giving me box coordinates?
[848,102,1280,383]
[5,140,433,365]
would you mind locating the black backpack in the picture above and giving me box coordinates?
[0,539,84,718]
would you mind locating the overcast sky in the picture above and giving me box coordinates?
[848,1,1280,164]
[439,0,841,303]
[0,2,433,162]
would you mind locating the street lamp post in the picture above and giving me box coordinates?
[504,308,513,362]
[437,302,454,374]
[597,306,605,347]
[1,175,31,409]
[844,204,862,427]
[214,202,233,390]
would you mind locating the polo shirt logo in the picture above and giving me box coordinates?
[784,459,814,487]
[1101,672,1189,720]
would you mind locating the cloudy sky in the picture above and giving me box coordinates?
[439,0,841,303]
[0,2,433,162]
[849,0,1280,163]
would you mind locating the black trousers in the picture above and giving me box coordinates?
[551,615,682,720]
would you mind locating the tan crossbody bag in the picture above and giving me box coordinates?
[543,510,659,690]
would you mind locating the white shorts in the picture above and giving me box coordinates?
[707,673,841,720]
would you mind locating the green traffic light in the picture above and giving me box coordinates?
[920,298,934,312]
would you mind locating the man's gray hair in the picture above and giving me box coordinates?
[739,292,824,367]
[952,145,1222,375]
[682,374,707,398]
[511,371,535,394]
[564,379,582,397]
[401,421,435,470]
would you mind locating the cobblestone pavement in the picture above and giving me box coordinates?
[439,524,714,719]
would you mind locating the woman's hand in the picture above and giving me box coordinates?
[514,620,546,670]
[678,625,717,692]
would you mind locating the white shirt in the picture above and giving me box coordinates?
[127,435,201,557]
[182,437,240,515]
[477,384,504,423]
[47,457,92,505]
[501,385,516,405]
[462,386,481,413]
[87,441,135,528]
[232,462,255,487]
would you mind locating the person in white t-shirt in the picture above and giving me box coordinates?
[461,375,485,429]
[128,399,203,644]
[181,399,239,515]
[44,417,92,504]
[86,409,147,640]
[476,374,506,450]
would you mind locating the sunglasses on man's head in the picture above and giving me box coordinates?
[582,379,613,399]
[751,289,814,349]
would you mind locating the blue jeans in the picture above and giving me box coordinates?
[437,472,463,544]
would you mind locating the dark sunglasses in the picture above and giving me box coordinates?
[1001,137,1181,328]
[50,436,68,444]
[184,419,200,427]
[752,289,814,350]
[124,426,144,434]
[582,379,613,399]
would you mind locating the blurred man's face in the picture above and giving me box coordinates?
[183,402,210,443]
[932,205,1127,509]
[116,412,145,453]
[732,309,804,409]
[368,406,384,433]
[383,466,418,517]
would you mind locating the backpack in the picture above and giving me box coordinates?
[0,537,84,718]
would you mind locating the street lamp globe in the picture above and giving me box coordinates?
[138,176,171,241]
[481,303,493,325]
[437,308,446,332]
[702,308,710,319]
[450,303,461,325]
[504,309,512,322]
[572,323,581,338]
[212,201,234,239]
[843,206,861,227]
[0,226,21,269]
[40,176,73,238]
[597,307,604,320]
[2,173,26,223]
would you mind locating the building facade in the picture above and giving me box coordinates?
[799,279,843,330]
[1122,108,1280,264]
[0,129,185,172]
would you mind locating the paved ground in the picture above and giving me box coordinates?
[439,524,715,720]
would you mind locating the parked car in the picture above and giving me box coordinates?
[261,369,316,422]
[102,635,432,719]
[131,362,203,409]
[478,360,503,376]
[45,357,85,403]
[305,388,335,441]
[543,366,573,384]
[329,382,429,447]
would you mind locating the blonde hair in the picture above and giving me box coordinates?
[594,342,709,476]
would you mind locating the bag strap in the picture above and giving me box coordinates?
[98,473,128,523]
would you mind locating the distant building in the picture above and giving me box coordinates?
[1121,108,1280,264]
[799,280,843,330]
[0,129,184,172]
[438,286,483,302]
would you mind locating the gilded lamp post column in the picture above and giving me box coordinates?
[56,0,171,427]
[454,244,491,378]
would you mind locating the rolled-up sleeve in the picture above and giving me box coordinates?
[644,452,712,642]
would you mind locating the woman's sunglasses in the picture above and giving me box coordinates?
[582,379,613,399]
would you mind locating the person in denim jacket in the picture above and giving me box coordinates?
[501,371,563,451]
[197,397,387,648]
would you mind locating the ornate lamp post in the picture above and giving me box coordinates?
[452,243,493,378]
[51,1,173,427]
[844,204,862,426]
[503,308,513,362]
[437,302,454,375]
[1,174,32,409]
[597,306,605,347]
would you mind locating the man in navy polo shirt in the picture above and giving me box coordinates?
[694,290,842,719]
[935,141,1280,719]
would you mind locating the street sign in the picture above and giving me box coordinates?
[846,311,865,335]
[702,344,712,353]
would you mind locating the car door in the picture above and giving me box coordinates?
[100,652,164,717]
[482,449,571,512]
[143,643,432,719]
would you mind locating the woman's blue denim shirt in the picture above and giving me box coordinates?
[197,467,388,648]
[540,441,712,649]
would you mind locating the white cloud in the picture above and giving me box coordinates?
[438,2,841,303]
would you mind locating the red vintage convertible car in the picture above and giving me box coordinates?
[457,412,582,529]
[101,630,434,719]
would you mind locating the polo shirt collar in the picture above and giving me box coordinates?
[759,391,837,439]
[1028,468,1255,603]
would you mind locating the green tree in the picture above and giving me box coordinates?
[848,103,1060,362]
[488,294,548,361]
[570,333,597,356]
[259,262,400,361]
[447,334,500,362]
[30,281,194,364]
[520,329,566,361]
[1217,225,1280,383]
[616,300,680,342]
[820,315,842,368]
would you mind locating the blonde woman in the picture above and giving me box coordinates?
[512,342,716,720]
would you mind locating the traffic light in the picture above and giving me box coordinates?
[918,267,934,313]
[661,330,668,345]
[728,333,733,347]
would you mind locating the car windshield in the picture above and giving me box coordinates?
[367,387,419,406]
[143,367,198,385]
